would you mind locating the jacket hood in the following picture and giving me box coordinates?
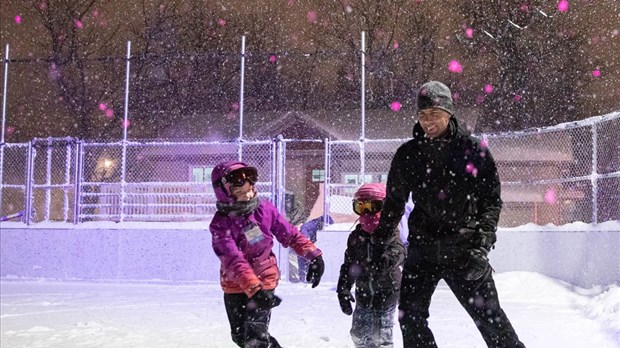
[211,160,249,203]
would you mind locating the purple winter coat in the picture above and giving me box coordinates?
[210,199,322,296]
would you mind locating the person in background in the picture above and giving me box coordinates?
[209,161,325,348]
[337,183,405,348]
[371,81,525,347]
[284,191,309,282]
[298,215,334,282]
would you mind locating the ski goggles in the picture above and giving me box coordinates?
[221,167,258,187]
[352,199,384,215]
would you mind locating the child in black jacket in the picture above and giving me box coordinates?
[337,183,405,348]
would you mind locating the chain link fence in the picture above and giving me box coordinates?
[323,112,620,227]
[1,112,619,227]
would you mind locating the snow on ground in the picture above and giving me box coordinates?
[1,272,619,348]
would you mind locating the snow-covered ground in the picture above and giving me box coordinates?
[1,272,619,348]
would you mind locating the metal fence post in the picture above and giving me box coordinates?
[591,123,598,225]
[24,141,34,225]
[323,138,331,227]
[0,44,10,213]
[72,141,83,224]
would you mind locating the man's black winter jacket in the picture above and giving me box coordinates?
[375,116,502,244]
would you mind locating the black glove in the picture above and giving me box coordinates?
[462,247,491,281]
[249,290,282,311]
[306,255,325,288]
[337,290,355,315]
[458,224,496,250]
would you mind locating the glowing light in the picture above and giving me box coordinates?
[465,162,475,173]
[557,0,569,12]
[448,60,463,73]
[74,19,83,29]
[390,101,401,111]
[307,11,318,23]
[465,27,474,39]
[484,84,494,93]
[269,55,277,63]
[217,19,226,26]
[393,41,399,49]
[98,103,107,111]
[105,109,114,118]
[544,188,557,204]
[592,69,601,77]
[15,15,21,24]
[121,119,131,128]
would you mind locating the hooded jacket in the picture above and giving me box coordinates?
[375,116,502,245]
[210,199,322,296]
[337,225,405,310]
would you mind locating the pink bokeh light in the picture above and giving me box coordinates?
[465,27,474,39]
[448,60,463,73]
[268,55,277,63]
[544,188,557,204]
[520,3,530,12]
[217,19,226,26]
[480,139,489,148]
[465,162,475,173]
[307,11,318,23]
[557,0,569,12]
[393,41,399,49]
[484,84,494,94]
[15,15,22,24]
[513,94,522,103]
[105,109,114,118]
[390,101,401,112]
[6,126,16,135]
[121,119,131,128]
[93,9,99,17]
[74,19,84,29]
[592,69,601,77]
[98,103,107,111]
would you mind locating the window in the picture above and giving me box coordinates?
[192,166,213,183]
[343,174,373,185]
[312,169,325,182]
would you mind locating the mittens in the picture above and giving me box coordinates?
[337,290,355,315]
[306,255,325,288]
[249,290,282,311]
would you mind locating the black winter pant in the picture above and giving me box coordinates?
[399,244,525,348]
[224,292,282,348]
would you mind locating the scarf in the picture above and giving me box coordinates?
[216,196,259,217]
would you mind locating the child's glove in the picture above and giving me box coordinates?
[337,290,355,315]
[249,290,282,311]
[306,255,325,288]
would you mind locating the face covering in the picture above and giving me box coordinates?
[359,213,381,233]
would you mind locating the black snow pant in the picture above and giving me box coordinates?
[399,243,526,348]
[224,292,282,348]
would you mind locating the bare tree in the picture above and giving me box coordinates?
[456,0,589,131]
[26,0,126,140]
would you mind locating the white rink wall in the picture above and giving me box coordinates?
[1,220,619,287]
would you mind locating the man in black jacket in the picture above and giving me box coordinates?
[372,81,525,348]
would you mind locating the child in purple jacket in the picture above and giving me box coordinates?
[209,160,325,348]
